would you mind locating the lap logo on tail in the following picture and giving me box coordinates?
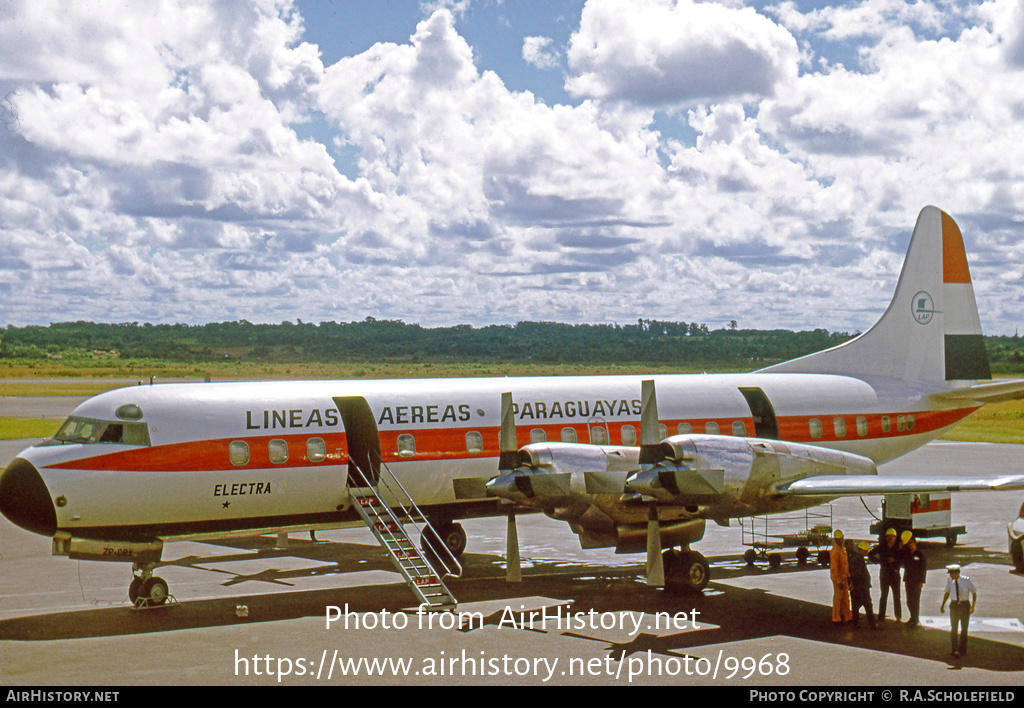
[912,291,936,325]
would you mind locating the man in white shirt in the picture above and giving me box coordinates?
[940,564,978,658]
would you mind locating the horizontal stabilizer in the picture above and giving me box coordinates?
[777,474,1024,496]
[930,379,1024,404]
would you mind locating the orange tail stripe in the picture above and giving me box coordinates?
[942,211,972,284]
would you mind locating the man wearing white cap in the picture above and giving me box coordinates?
[940,564,977,658]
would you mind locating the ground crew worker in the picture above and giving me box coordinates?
[830,529,852,624]
[849,540,877,629]
[869,527,901,624]
[940,564,977,658]
[902,535,927,628]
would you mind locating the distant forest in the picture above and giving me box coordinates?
[3,319,1024,373]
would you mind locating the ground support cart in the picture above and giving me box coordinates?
[739,505,834,569]
[868,493,965,547]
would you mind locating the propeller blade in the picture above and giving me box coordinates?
[499,391,519,472]
[584,469,630,494]
[452,477,490,500]
[645,504,665,587]
[639,380,665,466]
[506,511,521,582]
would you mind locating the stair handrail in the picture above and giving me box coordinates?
[348,454,463,579]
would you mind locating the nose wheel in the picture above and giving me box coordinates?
[129,564,172,608]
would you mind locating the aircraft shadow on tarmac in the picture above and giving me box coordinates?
[1,537,1021,673]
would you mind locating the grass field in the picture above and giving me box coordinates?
[0,417,61,440]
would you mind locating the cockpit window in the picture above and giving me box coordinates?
[52,416,151,446]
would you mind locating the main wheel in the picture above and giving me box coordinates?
[422,521,467,558]
[665,550,709,594]
[438,522,467,558]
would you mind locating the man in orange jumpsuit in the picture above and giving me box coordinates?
[830,529,852,624]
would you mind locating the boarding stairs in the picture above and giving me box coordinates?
[348,455,460,612]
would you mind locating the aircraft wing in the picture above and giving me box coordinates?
[776,474,1024,496]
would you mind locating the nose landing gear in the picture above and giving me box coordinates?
[129,563,173,608]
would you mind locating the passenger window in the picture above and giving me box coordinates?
[269,439,289,464]
[590,426,609,445]
[897,415,907,432]
[530,428,546,444]
[561,427,577,443]
[705,422,720,435]
[307,437,327,462]
[397,433,416,457]
[677,423,692,434]
[659,424,668,439]
[856,417,868,436]
[620,425,637,446]
[229,441,250,466]
[732,421,747,436]
[906,414,915,431]
[834,418,847,438]
[465,431,483,454]
[881,416,891,433]
[809,418,823,439]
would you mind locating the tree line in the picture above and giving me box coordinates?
[2,319,1023,372]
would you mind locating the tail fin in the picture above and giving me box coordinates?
[761,206,990,383]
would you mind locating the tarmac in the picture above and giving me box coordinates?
[0,394,1022,687]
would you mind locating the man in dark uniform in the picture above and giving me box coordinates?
[869,527,902,624]
[849,541,877,629]
[902,535,927,628]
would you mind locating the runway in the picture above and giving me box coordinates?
[1,420,1022,685]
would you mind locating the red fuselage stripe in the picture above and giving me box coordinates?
[44,407,979,473]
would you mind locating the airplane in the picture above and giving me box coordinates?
[3,205,1024,607]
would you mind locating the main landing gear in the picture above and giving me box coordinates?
[129,563,172,608]
[421,521,468,559]
[661,548,710,595]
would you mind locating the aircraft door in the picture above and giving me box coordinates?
[738,387,779,440]
[333,396,381,486]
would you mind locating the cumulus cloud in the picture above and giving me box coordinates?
[523,36,560,69]
[565,0,800,107]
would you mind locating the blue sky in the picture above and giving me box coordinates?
[1,0,1023,335]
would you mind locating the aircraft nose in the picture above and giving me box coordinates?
[0,458,57,536]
